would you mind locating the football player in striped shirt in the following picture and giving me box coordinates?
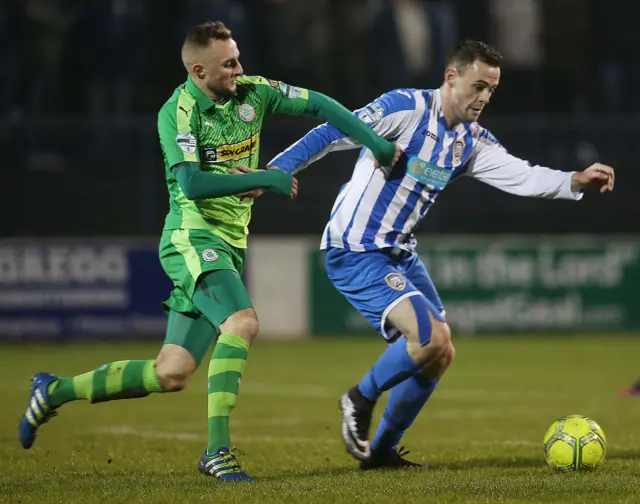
[269,40,615,469]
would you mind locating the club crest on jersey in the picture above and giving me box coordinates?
[452,139,465,164]
[238,104,255,122]
[385,273,406,291]
[202,249,218,262]
[176,132,197,154]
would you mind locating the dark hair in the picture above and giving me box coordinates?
[183,21,232,48]
[447,40,503,71]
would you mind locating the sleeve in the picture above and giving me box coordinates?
[157,99,200,169]
[465,128,582,200]
[268,89,424,174]
[242,75,310,116]
[174,163,289,200]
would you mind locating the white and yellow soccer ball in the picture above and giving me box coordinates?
[543,415,606,472]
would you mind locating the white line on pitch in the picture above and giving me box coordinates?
[95,426,338,444]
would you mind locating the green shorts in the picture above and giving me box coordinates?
[159,229,251,320]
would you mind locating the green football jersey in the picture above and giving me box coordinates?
[158,75,310,248]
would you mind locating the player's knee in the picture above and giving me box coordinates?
[219,308,259,344]
[432,321,452,350]
[435,339,456,376]
[155,360,193,391]
[419,340,455,379]
[157,368,191,392]
[406,320,451,366]
[445,341,455,367]
[155,344,197,392]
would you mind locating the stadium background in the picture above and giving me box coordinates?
[1,0,637,340]
[2,2,640,503]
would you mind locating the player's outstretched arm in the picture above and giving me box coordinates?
[174,162,295,200]
[267,88,418,175]
[466,130,615,200]
[246,76,407,170]
[301,91,396,167]
[267,120,355,175]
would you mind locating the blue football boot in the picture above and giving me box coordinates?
[198,447,253,482]
[19,373,59,449]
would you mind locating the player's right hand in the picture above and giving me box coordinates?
[374,143,404,177]
[230,164,266,203]
[374,142,403,168]
[266,167,298,199]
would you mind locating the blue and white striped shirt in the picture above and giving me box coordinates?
[269,88,581,252]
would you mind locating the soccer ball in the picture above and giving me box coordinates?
[543,415,606,472]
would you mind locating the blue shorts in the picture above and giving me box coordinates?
[324,247,445,342]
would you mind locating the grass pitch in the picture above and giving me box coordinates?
[1,335,639,503]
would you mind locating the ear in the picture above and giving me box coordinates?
[444,67,457,88]
[192,64,206,79]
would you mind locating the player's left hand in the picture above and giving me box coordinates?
[269,166,298,200]
[571,163,615,194]
[230,165,298,202]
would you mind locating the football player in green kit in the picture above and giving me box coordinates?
[19,21,400,483]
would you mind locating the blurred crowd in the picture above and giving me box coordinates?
[2,0,639,122]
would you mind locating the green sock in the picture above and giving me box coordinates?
[207,333,249,455]
[47,360,164,408]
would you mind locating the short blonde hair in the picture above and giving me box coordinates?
[183,21,232,49]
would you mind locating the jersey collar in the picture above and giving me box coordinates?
[186,77,231,111]
[434,88,473,135]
